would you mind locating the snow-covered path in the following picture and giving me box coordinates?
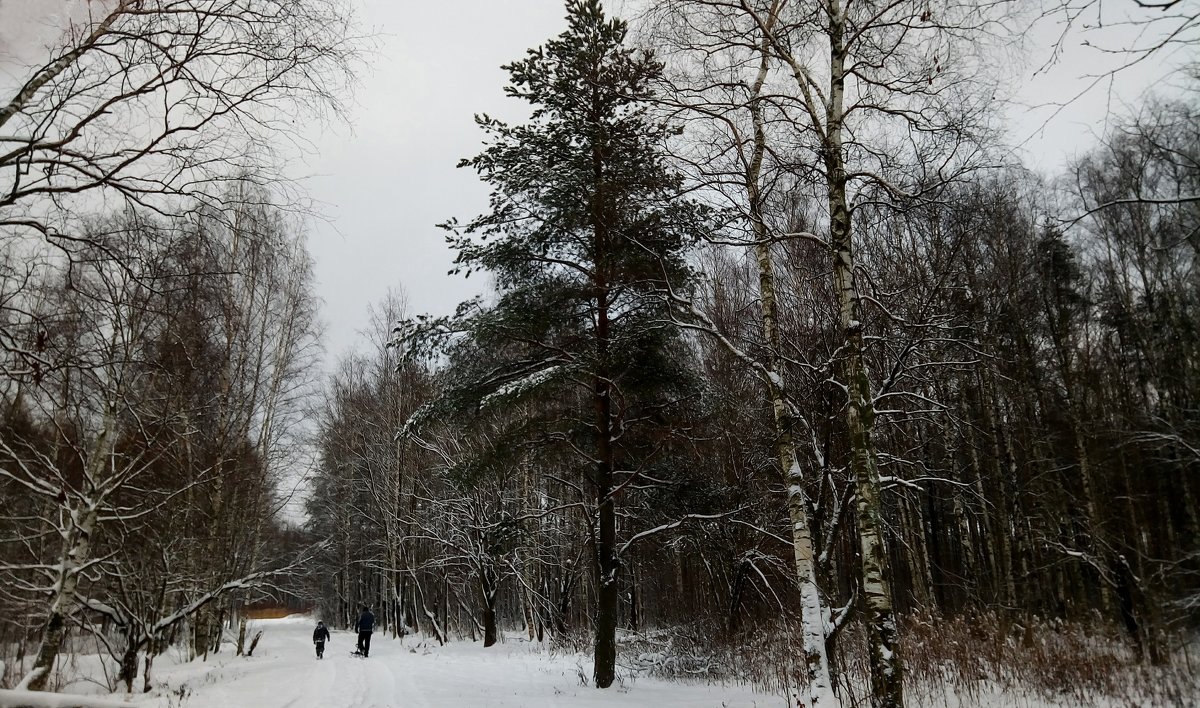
[153,617,777,708]
[161,620,424,708]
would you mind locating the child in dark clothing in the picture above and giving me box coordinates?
[313,620,330,659]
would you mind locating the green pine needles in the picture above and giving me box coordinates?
[397,0,712,689]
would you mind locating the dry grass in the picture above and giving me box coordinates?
[561,613,1199,707]
[900,612,1198,707]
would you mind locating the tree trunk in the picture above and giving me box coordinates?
[593,411,619,688]
[825,3,903,704]
[246,630,263,657]
[236,616,247,656]
[1068,411,1117,616]
[21,505,99,692]
[982,369,1017,610]
[119,636,139,694]
[521,461,538,642]
[591,109,619,690]
[745,24,836,704]
[556,574,571,636]
[142,637,157,693]
[482,573,499,648]
[628,563,639,634]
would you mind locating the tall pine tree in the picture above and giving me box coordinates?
[400,0,709,688]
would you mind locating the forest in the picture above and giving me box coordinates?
[1,1,1198,707]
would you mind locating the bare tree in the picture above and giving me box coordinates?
[1,0,354,244]
[0,184,325,691]
[646,0,1020,704]
[0,220,181,690]
[644,7,841,702]
[0,0,356,407]
[305,292,433,639]
[1041,0,1199,76]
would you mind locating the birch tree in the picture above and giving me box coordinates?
[0,191,323,691]
[0,219,179,691]
[646,7,842,702]
[0,0,355,404]
[648,1,1013,704]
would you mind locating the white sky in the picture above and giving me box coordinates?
[302,2,1188,365]
[298,1,572,369]
[1,0,1190,365]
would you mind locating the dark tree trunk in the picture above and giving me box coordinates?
[482,574,499,648]
[590,109,619,689]
[25,611,66,691]
[556,575,571,636]
[594,408,618,688]
[142,641,155,694]
[628,565,639,634]
[119,633,140,693]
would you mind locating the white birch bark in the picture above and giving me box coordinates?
[19,504,99,691]
[744,21,836,705]
[824,3,903,700]
[21,393,118,691]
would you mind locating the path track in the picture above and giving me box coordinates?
[164,616,767,708]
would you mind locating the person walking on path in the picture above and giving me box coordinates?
[313,620,330,659]
[355,605,375,657]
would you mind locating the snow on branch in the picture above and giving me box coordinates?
[479,364,563,408]
[618,508,747,557]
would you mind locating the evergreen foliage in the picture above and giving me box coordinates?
[396,0,711,687]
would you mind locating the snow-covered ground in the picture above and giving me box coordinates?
[159,616,775,707]
[3,616,778,708]
[6,617,1193,707]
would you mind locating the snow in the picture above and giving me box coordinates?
[0,689,130,708]
[26,616,775,708]
[479,365,562,408]
[13,617,1191,707]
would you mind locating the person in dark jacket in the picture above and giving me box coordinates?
[313,620,330,659]
[355,605,375,657]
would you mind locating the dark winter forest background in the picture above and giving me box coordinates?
[1,0,1198,706]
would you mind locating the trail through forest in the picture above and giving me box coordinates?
[147,616,767,708]
[2,2,1198,707]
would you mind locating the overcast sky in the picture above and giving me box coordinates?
[300,1,1187,367]
[299,1,570,370]
[1,0,1188,367]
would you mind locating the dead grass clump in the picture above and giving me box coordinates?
[902,611,1199,707]
[547,613,1199,706]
